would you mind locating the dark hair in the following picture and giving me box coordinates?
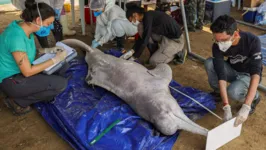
[210,15,237,35]
[126,3,145,19]
[21,0,55,22]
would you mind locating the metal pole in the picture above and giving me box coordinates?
[236,20,266,31]
[119,0,122,7]
[124,0,127,11]
[189,52,206,62]
[79,0,86,35]
[180,0,192,53]
[90,10,93,26]
[237,0,241,10]
[71,0,75,27]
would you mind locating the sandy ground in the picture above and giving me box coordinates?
[0,5,265,150]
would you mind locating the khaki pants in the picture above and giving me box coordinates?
[138,23,185,66]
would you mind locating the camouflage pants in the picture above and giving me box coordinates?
[185,0,206,29]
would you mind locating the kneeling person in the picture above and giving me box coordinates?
[126,4,186,66]
[204,15,262,126]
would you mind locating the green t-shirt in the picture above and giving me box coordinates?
[0,20,36,83]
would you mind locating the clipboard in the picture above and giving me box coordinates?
[33,42,77,75]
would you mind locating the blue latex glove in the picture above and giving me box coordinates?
[54,9,61,20]
[92,41,100,48]
[92,39,97,45]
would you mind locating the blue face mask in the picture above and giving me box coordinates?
[35,24,53,37]
[94,11,103,17]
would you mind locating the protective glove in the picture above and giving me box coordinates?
[234,104,251,127]
[223,104,233,122]
[51,49,67,64]
[91,39,97,45]
[54,9,61,20]
[92,41,100,48]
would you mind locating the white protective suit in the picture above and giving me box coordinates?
[94,0,137,46]
[11,0,64,11]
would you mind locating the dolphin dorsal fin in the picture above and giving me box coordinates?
[147,64,172,81]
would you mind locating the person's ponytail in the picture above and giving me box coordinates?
[21,0,55,22]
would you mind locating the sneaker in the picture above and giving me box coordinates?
[249,96,261,115]
[4,98,32,116]
[173,49,187,65]
[210,91,221,102]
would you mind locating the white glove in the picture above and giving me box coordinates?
[223,104,233,122]
[51,49,67,64]
[234,104,251,127]
[42,46,65,54]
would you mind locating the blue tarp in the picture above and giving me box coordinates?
[35,50,216,150]
[258,35,266,65]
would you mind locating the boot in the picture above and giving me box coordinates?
[60,14,76,36]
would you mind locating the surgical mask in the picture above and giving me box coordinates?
[33,3,52,37]
[132,20,140,26]
[216,36,235,52]
[34,24,53,37]
[94,11,103,17]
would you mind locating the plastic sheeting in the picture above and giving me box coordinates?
[258,35,266,65]
[35,50,216,150]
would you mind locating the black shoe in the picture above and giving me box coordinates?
[210,91,221,102]
[249,96,261,115]
[4,98,32,116]
[173,49,187,65]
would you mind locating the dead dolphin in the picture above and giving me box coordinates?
[61,39,209,136]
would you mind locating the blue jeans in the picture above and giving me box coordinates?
[204,58,259,102]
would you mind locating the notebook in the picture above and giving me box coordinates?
[33,42,77,75]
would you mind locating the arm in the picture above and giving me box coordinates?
[245,37,262,105]
[244,74,260,105]
[133,13,153,57]
[212,44,228,105]
[219,80,229,105]
[97,9,118,45]
[94,20,103,42]
[12,51,54,77]
[234,36,262,127]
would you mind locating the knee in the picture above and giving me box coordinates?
[149,57,160,67]
[227,81,247,102]
[204,57,214,72]
[55,77,68,93]
[111,20,124,37]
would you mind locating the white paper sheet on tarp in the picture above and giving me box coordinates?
[33,42,75,72]
[206,118,242,150]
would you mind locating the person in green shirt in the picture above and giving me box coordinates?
[0,0,68,115]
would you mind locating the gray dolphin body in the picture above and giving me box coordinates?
[62,39,208,136]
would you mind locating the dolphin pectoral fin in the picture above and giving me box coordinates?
[147,64,172,81]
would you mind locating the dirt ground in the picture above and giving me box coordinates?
[0,5,265,150]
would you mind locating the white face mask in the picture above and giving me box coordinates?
[132,20,140,26]
[216,36,234,52]
[217,40,233,52]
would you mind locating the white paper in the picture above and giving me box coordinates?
[33,42,74,71]
[206,118,242,150]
